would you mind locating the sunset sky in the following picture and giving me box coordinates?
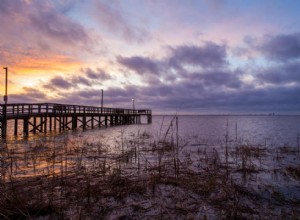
[1,0,300,114]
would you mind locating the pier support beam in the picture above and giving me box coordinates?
[23,118,29,136]
[1,120,7,138]
[14,119,18,136]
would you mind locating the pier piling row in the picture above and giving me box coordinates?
[0,103,152,138]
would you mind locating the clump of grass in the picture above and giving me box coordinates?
[286,165,300,180]
[235,145,266,173]
[279,144,297,154]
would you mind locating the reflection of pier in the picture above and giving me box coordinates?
[0,103,152,138]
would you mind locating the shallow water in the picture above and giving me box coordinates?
[1,115,300,218]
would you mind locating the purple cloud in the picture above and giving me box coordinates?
[0,0,92,46]
[48,76,73,90]
[186,70,242,89]
[9,87,47,103]
[169,43,228,69]
[260,33,300,61]
[117,56,160,75]
[257,61,300,85]
[72,76,91,86]
[82,68,112,80]
[29,11,90,46]
[91,1,149,43]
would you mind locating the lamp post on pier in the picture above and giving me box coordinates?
[101,89,103,109]
[2,67,8,138]
[101,89,103,114]
[3,67,8,105]
[132,98,135,111]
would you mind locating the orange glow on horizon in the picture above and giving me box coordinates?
[0,53,86,96]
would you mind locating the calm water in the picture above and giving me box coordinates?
[3,115,300,148]
[150,115,300,148]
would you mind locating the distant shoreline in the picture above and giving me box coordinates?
[153,114,300,116]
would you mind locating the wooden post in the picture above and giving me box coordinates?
[14,119,18,135]
[72,116,77,130]
[44,117,47,133]
[59,117,62,131]
[110,116,114,126]
[62,117,65,130]
[54,117,57,130]
[49,116,52,131]
[147,115,152,124]
[23,118,29,136]
[83,116,86,130]
[105,116,108,126]
[33,117,37,133]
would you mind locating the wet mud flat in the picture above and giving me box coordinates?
[1,128,300,219]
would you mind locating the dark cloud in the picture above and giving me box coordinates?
[186,70,242,89]
[9,87,47,103]
[117,56,160,75]
[72,76,91,86]
[257,61,300,85]
[47,76,73,90]
[29,7,91,46]
[0,0,92,46]
[117,42,230,86]
[42,67,112,92]
[82,68,112,80]
[168,43,228,69]
[117,43,235,88]
[260,33,300,61]
[136,80,300,113]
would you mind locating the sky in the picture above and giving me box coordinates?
[0,0,300,114]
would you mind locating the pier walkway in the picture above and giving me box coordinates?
[0,103,152,138]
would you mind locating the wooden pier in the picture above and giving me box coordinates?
[0,103,152,138]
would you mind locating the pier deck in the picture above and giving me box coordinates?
[0,103,152,138]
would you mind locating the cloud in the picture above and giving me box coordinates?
[113,41,300,113]
[260,32,300,61]
[185,70,242,89]
[168,43,228,69]
[13,63,299,114]
[46,76,73,90]
[71,76,91,86]
[0,0,96,73]
[0,0,92,46]
[117,56,160,75]
[29,6,91,46]
[9,87,47,103]
[91,1,149,43]
[117,42,229,75]
[257,61,300,85]
[117,42,232,86]
[82,68,112,80]
[42,67,112,94]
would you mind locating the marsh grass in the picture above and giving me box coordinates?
[0,121,300,219]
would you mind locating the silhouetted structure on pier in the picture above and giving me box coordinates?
[0,103,152,138]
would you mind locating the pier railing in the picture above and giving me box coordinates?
[0,103,151,118]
